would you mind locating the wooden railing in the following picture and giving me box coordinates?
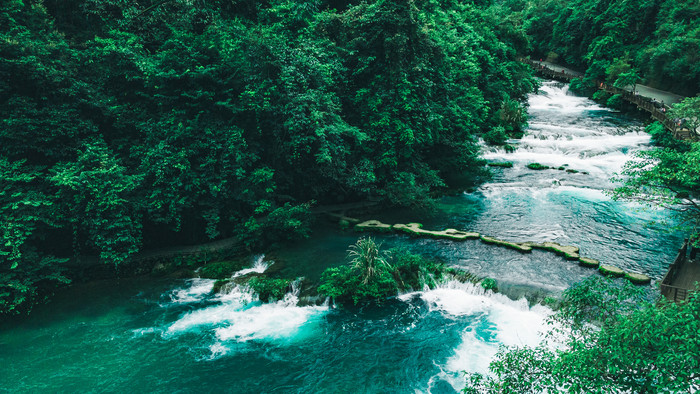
[521,58,577,82]
[661,240,690,302]
[521,59,696,141]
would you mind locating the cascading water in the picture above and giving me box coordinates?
[0,81,683,393]
[399,281,554,392]
[231,254,270,278]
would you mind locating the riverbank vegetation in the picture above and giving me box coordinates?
[463,276,700,393]
[610,98,700,238]
[318,237,483,306]
[0,0,535,315]
[499,0,700,95]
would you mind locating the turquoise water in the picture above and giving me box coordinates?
[0,81,683,393]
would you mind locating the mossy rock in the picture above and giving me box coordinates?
[212,279,230,293]
[527,163,550,170]
[525,242,580,260]
[488,162,514,168]
[625,272,651,285]
[578,257,600,268]
[355,220,393,233]
[393,223,479,240]
[480,235,532,253]
[437,228,480,241]
[599,264,625,277]
[504,144,517,153]
[565,169,579,174]
[393,222,424,236]
[557,166,566,171]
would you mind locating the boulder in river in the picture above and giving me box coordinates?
[578,257,600,268]
[355,220,393,232]
[393,223,479,240]
[480,235,532,253]
[525,242,580,260]
[625,272,651,285]
[599,264,625,277]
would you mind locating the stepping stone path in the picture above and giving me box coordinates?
[351,219,653,285]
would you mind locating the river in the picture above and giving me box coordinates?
[0,81,684,393]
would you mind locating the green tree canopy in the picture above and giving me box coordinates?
[0,0,535,314]
[463,276,700,393]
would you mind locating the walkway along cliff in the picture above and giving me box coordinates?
[521,58,697,141]
[661,240,700,302]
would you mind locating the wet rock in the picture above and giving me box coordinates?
[393,223,479,240]
[599,264,625,277]
[355,219,393,232]
[578,257,600,268]
[480,235,532,253]
[625,272,651,285]
[525,242,580,260]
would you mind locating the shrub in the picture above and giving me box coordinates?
[483,126,508,146]
[318,238,398,305]
[481,278,498,291]
[527,163,549,170]
[199,260,246,279]
[318,265,397,305]
[318,239,476,306]
[504,144,517,153]
[390,249,445,290]
[606,94,624,109]
[647,121,690,151]
[569,78,584,93]
[248,277,292,302]
[592,90,610,102]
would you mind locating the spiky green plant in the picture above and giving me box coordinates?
[348,237,390,284]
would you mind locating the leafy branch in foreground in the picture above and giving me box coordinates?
[609,143,700,230]
[463,276,700,393]
[609,97,700,236]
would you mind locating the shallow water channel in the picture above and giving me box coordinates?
[0,81,684,393]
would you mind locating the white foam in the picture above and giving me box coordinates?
[232,254,270,278]
[214,296,326,342]
[518,133,649,156]
[479,184,609,202]
[403,281,554,392]
[168,278,215,304]
[165,285,255,335]
[526,122,609,137]
[528,82,610,113]
[207,342,231,360]
[164,281,328,345]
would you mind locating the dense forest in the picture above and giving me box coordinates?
[2,0,699,318]
[3,0,699,392]
[500,0,700,94]
[0,0,536,314]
